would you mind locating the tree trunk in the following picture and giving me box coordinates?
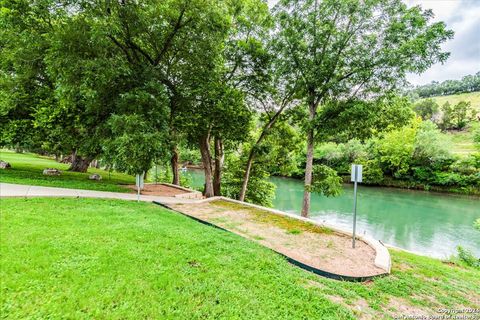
[199,134,214,198]
[239,103,289,201]
[239,150,255,202]
[171,146,180,185]
[213,137,224,196]
[301,102,317,217]
[68,154,92,173]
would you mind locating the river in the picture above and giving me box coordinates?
[182,170,480,258]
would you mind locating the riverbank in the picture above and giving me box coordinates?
[2,197,479,319]
[339,175,480,197]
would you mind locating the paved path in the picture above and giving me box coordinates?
[0,183,197,204]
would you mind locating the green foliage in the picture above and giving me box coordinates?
[309,165,342,197]
[475,219,480,231]
[473,128,480,150]
[413,121,451,163]
[357,159,384,185]
[315,118,479,192]
[413,99,439,121]
[411,71,480,98]
[253,117,305,177]
[375,121,418,178]
[440,101,475,130]
[222,155,276,207]
[317,96,415,142]
[456,246,480,269]
[103,115,168,175]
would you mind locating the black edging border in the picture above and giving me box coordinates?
[152,201,388,282]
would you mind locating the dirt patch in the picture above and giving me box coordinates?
[126,184,189,197]
[169,200,386,278]
[387,297,431,318]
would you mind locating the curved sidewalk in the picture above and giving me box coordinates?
[0,183,198,204]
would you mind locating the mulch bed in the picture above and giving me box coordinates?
[169,200,386,278]
[127,183,189,197]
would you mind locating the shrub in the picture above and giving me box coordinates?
[413,121,451,164]
[413,99,439,121]
[357,159,384,184]
[456,246,480,268]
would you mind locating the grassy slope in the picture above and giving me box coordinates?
[0,150,134,192]
[1,198,478,319]
[424,92,480,156]
[428,91,480,112]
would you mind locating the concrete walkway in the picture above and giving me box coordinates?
[0,183,197,204]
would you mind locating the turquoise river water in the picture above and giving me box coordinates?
[183,170,479,258]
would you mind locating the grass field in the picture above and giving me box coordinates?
[0,150,134,192]
[421,92,480,156]
[1,198,478,319]
[428,91,480,112]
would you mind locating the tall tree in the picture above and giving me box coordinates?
[98,0,228,182]
[0,0,58,152]
[273,0,453,216]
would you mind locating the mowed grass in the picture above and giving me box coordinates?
[0,150,134,192]
[1,198,479,319]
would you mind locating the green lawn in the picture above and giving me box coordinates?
[0,150,134,192]
[1,198,478,319]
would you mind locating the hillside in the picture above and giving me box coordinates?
[427,91,480,112]
[420,91,480,156]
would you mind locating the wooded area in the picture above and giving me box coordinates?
[2,0,473,217]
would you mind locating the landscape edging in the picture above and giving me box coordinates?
[153,201,388,282]
[193,196,391,274]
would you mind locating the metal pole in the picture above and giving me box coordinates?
[352,179,358,248]
[136,174,140,202]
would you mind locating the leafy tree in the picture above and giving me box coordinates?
[39,13,129,172]
[309,165,342,197]
[103,114,168,175]
[0,0,58,152]
[440,101,474,130]
[374,120,418,178]
[98,0,229,182]
[451,101,474,129]
[273,0,452,216]
[179,82,253,197]
[222,154,276,207]
[439,102,453,130]
[414,99,439,121]
[411,71,480,98]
